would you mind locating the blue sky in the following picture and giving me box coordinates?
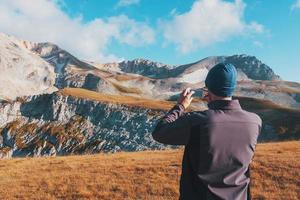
[0,0,299,82]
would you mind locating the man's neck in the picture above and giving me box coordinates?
[211,96,232,101]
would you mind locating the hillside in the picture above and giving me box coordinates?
[0,141,299,200]
[0,87,299,158]
[235,96,300,141]
[58,87,176,110]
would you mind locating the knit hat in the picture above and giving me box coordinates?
[205,63,237,97]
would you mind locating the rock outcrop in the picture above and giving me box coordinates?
[0,93,169,158]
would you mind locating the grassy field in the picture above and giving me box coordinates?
[0,141,299,200]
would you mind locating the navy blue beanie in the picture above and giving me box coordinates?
[205,63,237,97]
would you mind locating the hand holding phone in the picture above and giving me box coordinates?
[177,88,195,109]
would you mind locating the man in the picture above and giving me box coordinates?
[152,63,262,200]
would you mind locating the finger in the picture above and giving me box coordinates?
[186,90,195,99]
[183,88,190,96]
[182,89,187,96]
[186,88,192,95]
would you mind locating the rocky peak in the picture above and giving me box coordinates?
[118,58,172,78]
[30,42,60,57]
[224,54,281,81]
[117,55,281,81]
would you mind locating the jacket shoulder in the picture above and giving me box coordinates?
[185,110,210,126]
[242,110,262,126]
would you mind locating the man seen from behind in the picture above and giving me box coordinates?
[152,63,262,200]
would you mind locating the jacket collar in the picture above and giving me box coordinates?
[208,99,242,110]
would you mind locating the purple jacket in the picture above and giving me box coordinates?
[152,100,262,200]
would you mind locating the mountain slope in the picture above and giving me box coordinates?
[0,88,299,158]
[117,55,280,81]
[235,96,300,141]
[0,33,57,100]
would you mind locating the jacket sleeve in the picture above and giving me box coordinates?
[151,104,192,145]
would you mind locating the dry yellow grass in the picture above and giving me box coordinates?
[58,87,203,113]
[251,141,300,200]
[110,82,143,94]
[237,80,300,94]
[58,87,175,110]
[0,141,299,200]
[113,74,149,82]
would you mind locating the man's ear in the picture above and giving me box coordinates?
[207,91,214,102]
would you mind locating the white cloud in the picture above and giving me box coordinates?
[116,0,140,8]
[253,41,263,48]
[247,22,264,34]
[0,0,154,62]
[161,0,264,53]
[291,0,300,10]
[170,8,177,16]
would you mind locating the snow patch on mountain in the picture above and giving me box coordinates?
[0,33,57,100]
[178,68,209,83]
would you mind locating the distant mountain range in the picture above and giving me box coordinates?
[0,33,299,158]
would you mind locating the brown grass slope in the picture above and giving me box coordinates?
[235,96,300,141]
[238,80,300,94]
[58,88,300,141]
[58,87,176,110]
[58,87,199,113]
[0,141,299,200]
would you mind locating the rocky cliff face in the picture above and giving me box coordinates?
[224,55,280,81]
[0,93,168,158]
[0,90,299,158]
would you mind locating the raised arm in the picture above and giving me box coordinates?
[151,88,195,145]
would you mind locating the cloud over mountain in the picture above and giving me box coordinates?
[0,0,154,62]
[161,0,264,53]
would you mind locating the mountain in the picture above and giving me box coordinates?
[0,33,299,158]
[118,55,280,81]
